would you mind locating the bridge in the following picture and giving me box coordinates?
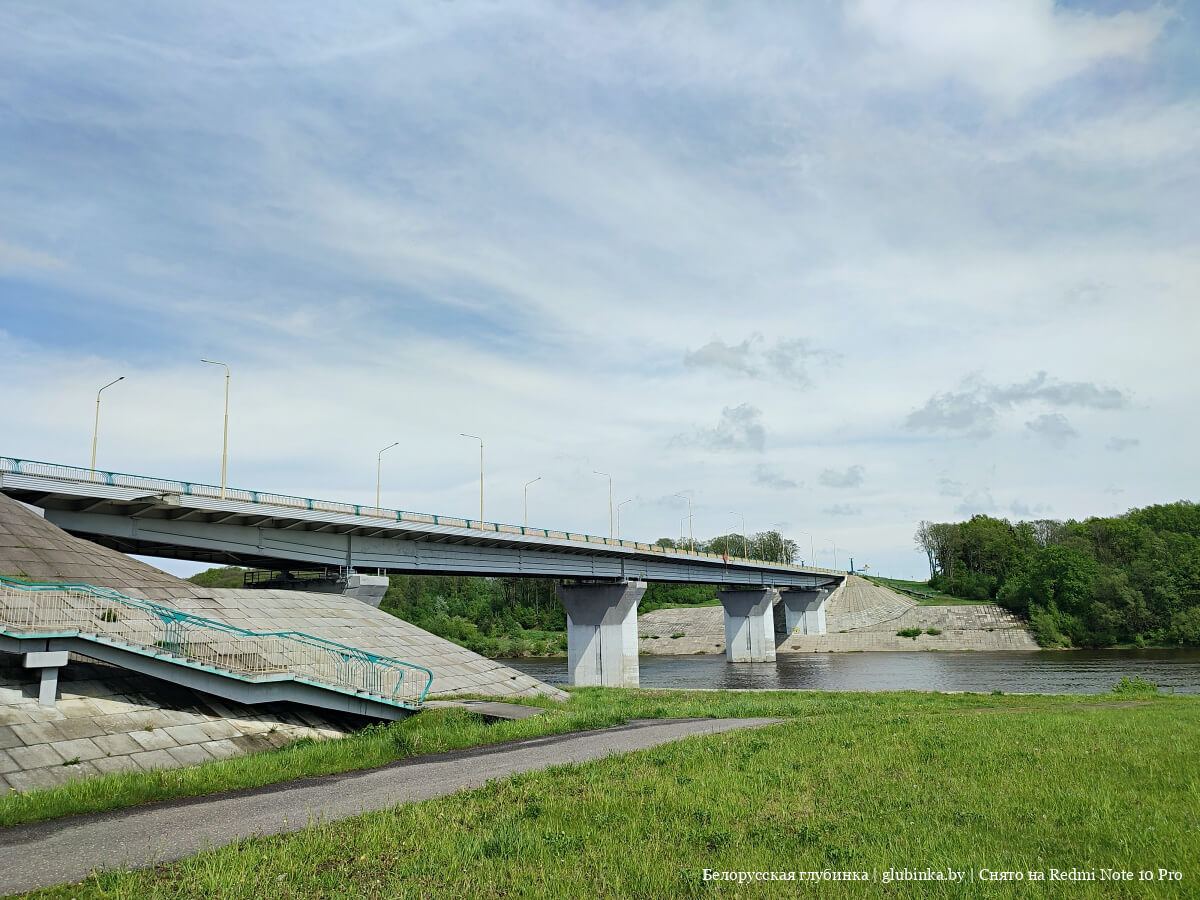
[1,457,844,687]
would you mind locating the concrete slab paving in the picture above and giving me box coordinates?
[0,717,781,895]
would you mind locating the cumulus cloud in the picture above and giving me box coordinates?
[905,372,1128,437]
[846,0,1173,105]
[819,465,865,488]
[1025,413,1078,446]
[675,403,766,452]
[823,503,862,517]
[1106,437,1140,452]
[753,464,798,490]
[683,334,834,386]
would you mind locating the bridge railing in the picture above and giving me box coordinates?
[0,576,433,706]
[0,456,843,575]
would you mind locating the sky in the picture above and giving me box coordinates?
[1,1,1197,580]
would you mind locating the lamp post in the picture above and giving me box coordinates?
[771,522,785,564]
[376,441,399,510]
[797,530,815,567]
[460,434,484,525]
[524,476,542,528]
[617,498,633,541]
[593,470,613,539]
[825,538,838,571]
[90,376,125,480]
[200,359,230,499]
[730,512,747,560]
[674,492,694,552]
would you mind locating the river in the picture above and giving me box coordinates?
[499,649,1200,694]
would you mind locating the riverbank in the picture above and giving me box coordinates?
[11,686,1197,898]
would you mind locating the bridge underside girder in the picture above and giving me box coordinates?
[38,506,839,589]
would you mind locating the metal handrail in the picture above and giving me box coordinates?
[0,456,846,575]
[0,576,433,706]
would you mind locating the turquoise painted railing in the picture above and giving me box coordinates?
[0,576,433,706]
[0,456,843,575]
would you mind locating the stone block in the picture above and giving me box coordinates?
[196,719,240,741]
[52,718,105,741]
[11,722,60,745]
[0,726,22,750]
[162,724,211,746]
[0,749,19,774]
[92,733,143,756]
[129,728,179,751]
[165,744,213,767]
[200,739,242,761]
[50,737,105,762]
[4,766,65,793]
[128,749,177,772]
[8,743,67,769]
[90,755,138,776]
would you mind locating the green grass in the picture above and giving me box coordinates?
[16,688,1200,899]
[868,575,990,606]
[0,703,619,828]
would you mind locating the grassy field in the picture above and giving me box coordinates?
[868,575,990,606]
[13,684,1200,898]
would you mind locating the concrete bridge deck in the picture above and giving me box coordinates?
[1,457,841,589]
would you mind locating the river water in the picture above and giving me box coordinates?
[499,649,1200,694]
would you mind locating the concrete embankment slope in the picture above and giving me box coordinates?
[638,575,1038,653]
[0,491,569,793]
[0,491,564,701]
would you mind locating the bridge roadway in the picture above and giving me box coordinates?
[1,458,843,686]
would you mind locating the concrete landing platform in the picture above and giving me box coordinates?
[423,699,549,721]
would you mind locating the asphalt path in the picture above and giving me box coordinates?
[0,717,780,895]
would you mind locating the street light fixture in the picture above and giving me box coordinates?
[617,498,634,541]
[674,492,694,553]
[524,476,542,528]
[729,512,747,560]
[797,530,815,567]
[200,360,230,499]
[376,441,399,510]
[90,376,124,480]
[593,470,613,539]
[771,522,786,564]
[460,434,484,525]
[825,538,838,571]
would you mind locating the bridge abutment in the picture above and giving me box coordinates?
[556,580,645,688]
[717,588,779,662]
[780,587,829,635]
[342,573,389,608]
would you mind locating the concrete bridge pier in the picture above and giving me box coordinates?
[556,580,646,687]
[717,588,779,662]
[780,587,829,635]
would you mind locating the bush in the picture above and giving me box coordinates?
[1111,675,1158,697]
[897,628,922,639]
[925,627,942,636]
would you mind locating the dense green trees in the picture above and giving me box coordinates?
[916,501,1200,647]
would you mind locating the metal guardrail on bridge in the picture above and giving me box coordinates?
[0,576,433,707]
[0,457,843,576]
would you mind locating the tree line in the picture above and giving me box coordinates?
[914,501,1200,647]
